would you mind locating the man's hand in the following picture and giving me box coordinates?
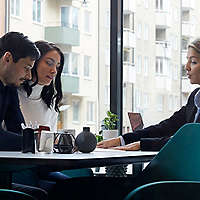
[111,141,140,151]
[97,137,121,148]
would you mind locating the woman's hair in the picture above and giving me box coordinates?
[188,38,200,54]
[22,40,64,112]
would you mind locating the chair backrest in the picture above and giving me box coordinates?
[124,181,200,200]
[0,189,34,200]
[142,123,200,183]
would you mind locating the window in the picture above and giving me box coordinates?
[157,95,164,111]
[182,64,187,77]
[136,55,142,73]
[11,0,21,17]
[61,7,70,27]
[134,89,142,113]
[156,57,164,75]
[182,38,189,50]
[156,28,166,41]
[123,14,130,29]
[87,101,95,122]
[33,0,41,23]
[71,53,79,75]
[182,10,190,22]
[63,53,69,74]
[84,55,91,77]
[144,56,149,76]
[123,48,134,65]
[61,6,79,29]
[156,0,163,10]
[84,10,91,33]
[62,53,79,75]
[72,101,80,122]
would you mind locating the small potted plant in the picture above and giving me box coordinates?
[102,111,119,140]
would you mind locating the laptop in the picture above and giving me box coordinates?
[128,112,144,132]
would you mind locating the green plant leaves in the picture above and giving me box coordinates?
[103,111,119,130]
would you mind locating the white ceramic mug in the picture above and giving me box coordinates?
[37,130,54,153]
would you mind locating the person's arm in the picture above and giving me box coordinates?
[97,88,197,150]
[0,87,24,151]
[140,137,170,151]
[4,87,25,133]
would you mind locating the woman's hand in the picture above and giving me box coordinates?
[97,137,121,148]
[110,141,140,151]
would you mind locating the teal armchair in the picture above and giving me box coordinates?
[124,181,200,200]
[0,189,34,200]
[141,123,200,183]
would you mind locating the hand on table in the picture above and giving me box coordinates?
[110,141,140,151]
[97,137,121,148]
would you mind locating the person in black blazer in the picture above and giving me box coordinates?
[0,32,49,200]
[97,38,200,152]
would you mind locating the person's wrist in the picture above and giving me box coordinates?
[115,137,121,146]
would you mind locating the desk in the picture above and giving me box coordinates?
[0,148,157,188]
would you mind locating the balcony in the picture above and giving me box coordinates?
[123,29,136,48]
[123,63,136,83]
[61,74,79,94]
[182,22,195,37]
[45,26,80,46]
[155,11,171,28]
[124,0,136,13]
[155,41,171,58]
[182,0,195,10]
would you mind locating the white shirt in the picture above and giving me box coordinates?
[18,84,58,132]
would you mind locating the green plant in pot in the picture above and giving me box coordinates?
[102,111,119,140]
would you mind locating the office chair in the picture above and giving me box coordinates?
[124,181,200,200]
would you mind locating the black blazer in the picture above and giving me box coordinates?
[0,81,24,151]
[123,88,199,151]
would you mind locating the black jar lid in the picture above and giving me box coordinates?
[83,127,90,132]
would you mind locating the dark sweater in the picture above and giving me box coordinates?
[0,81,24,151]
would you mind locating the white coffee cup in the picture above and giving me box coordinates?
[37,130,54,153]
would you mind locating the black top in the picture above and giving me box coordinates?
[123,88,199,151]
[0,81,24,151]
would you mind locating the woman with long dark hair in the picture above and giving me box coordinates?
[18,40,63,131]
[15,40,69,195]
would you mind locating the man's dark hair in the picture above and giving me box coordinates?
[0,32,40,62]
[22,40,64,112]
